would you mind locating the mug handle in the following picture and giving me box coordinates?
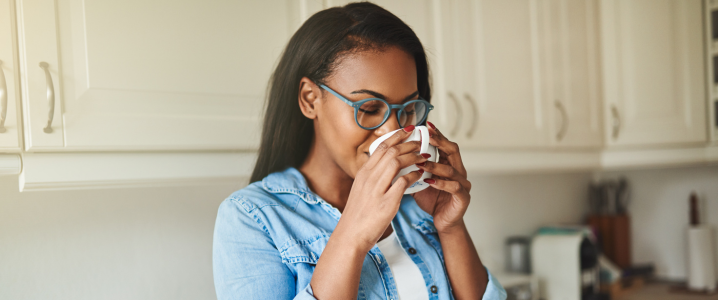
[417,126,430,155]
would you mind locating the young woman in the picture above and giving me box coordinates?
[213,3,505,300]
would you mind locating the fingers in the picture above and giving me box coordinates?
[423,177,470,201]
[387,169,424,197]
[426,121,467,176]
[364,126,417,170]
[416,161,471,192]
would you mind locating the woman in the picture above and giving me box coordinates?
[213,3,506,300]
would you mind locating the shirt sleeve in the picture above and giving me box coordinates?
[213,197,316,300]
[482,267,508,300]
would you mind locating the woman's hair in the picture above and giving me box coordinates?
[250,2,431,183]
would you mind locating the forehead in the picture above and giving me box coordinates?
[329,47,418,101]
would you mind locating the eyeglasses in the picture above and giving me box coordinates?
[319,84,433,130]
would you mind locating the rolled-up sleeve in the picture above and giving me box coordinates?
[213,197,316,300]
[482,268,508,300]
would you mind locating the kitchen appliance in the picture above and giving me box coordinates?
[506,236,531,274]
[532,232,602,300]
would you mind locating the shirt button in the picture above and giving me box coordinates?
[431,285,438,293]
[408,247,417,254]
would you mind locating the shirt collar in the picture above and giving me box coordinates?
[261,167,320,204]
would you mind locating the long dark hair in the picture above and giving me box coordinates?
[250,2,431,183]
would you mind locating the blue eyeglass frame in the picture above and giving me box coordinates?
[319,84,434,130]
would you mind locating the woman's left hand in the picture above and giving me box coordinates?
[412,121,472,234]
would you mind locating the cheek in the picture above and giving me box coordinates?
[321,105,370,169]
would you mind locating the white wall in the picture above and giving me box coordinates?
[600,165,718,280]
[465,172,592,273]
[0,175,242,300]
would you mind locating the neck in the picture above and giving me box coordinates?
[298,141,354,212]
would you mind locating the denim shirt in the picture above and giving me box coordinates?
[213,167,506,300]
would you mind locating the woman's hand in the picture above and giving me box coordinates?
[337,125,430,252]
[413,121,472,234]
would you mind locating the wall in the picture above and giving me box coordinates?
[600,165,718,280]
[0,170,592,299]
[0,175,241,300]
[465,172,592,272]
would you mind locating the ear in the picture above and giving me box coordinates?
[298,77,322,119]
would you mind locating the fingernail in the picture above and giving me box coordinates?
[403,125,415,132]
[421,153,431,159]
[416,162,425,167]
[424,178,436,184]
[427,121,436,130]
[418,169,425,174]
[429,134,433,138]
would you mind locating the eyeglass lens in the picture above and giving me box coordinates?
[356,100,428,128]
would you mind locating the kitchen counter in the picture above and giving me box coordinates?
[616,282,718,300]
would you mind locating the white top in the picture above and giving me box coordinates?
[376,231,430,300]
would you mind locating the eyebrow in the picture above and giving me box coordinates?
[350,89,420,103]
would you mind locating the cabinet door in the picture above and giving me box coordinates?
[16,0,294,151]
[544,0,603,148]
[463,0,550,148]
[0,0,22,151]
[430,0,467,142]
[601,0,707,147]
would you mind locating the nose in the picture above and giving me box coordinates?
[374,110,401,136]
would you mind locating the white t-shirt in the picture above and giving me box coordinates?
[376,231,430,300]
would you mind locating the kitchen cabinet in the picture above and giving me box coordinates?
[542,0,603,148]
[0,0,22,152]
[15,0,295,151]
[452,0,550,148]
[600,0,707,147]
[435,0,602,149]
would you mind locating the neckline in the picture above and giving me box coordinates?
[377,231,398,247]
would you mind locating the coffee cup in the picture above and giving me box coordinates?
[368,125,439,194]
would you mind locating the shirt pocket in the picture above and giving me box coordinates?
[278,234,330,265]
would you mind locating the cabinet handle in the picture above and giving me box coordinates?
[464,93,477,138]
[611,105,621,140]
[0,60,7,133]
[39,62,55,134]
[555,100,568,141]
[447,92,462,137]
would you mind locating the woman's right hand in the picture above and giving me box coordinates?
[336,125,430,253]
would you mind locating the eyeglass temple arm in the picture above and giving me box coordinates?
[319,84,359,107]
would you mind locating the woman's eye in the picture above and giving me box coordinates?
[404,109,415,115]
[359,108,380,115]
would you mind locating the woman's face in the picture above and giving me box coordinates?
[308,46,419,179]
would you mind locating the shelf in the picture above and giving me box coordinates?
[17,152,256,192]
[0,154,21,175]
[6,144,718,192]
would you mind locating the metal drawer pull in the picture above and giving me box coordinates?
[464,93,477,138]
[39,62,54,133]
[0,60,7,133]
[447,92,462,137]
[555,100,568,141]
[611,105,621,140]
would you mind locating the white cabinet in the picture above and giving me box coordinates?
[542,0,603,148]
[600,0,707,147]
[15,0,295,151]
[434,0,602,149]
[0,0,22,152]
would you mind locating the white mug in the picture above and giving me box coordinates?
[368,125,439,194]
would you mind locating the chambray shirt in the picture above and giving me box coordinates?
[213,167,506,300]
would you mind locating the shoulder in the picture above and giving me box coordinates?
[222,181,288,214]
